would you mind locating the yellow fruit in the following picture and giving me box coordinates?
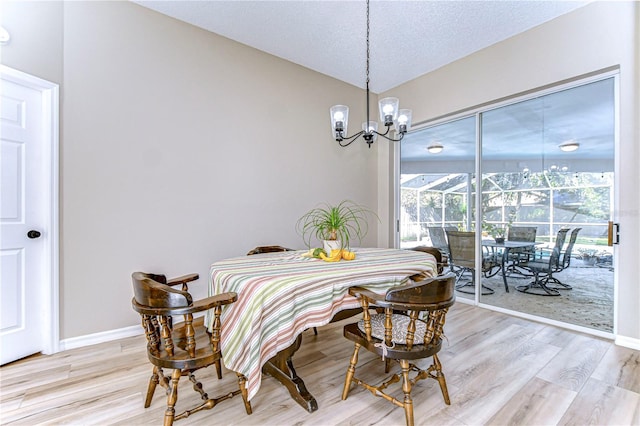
[319,252,341,262]
[312,248,326,258]
[330,249,342,257]
[342,251,356,261]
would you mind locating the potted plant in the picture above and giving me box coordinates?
[578,248,599,266]
[483,223,507,243]
[296,200,377,253]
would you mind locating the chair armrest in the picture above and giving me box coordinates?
[172,292,238,315]
[167,273,199,287]
[348,286,393,309]
[133,292,237,316]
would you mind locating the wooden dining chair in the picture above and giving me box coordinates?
[246,245,293,255]
[410,245,444,275]
[131,272,252,426]
[341,273,456,426]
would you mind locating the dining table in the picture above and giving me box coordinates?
[205,247,437,412]
[482,240,539,292]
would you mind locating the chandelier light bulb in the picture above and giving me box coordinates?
[333,111,344,121]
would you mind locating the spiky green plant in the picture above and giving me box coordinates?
[296,200,377,249]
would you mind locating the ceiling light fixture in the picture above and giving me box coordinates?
[427,144,444,154]
[559,141,580,152]
[0,27,10,45]
[330,0,412,148]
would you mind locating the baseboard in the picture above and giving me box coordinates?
[59,325,143,352]
[615,335,640,351]
[58,311,207,352]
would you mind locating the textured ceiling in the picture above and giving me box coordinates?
[133,0,591,93]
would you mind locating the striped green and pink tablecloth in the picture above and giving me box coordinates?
[207,247,436,401]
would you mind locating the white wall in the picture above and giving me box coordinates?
[380,1,640,342]
[3,0,379,339]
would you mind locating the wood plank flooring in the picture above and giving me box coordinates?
[1,304,639,425]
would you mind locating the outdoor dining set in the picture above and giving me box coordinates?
[426,226,583,296]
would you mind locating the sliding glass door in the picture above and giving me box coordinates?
[399,75,616,333]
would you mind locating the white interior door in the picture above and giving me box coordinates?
[1,67,57,365]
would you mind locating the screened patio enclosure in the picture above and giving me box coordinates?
[400,171,613,260]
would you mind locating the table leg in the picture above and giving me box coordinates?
[262,334,318,413]
[501,248,510,292]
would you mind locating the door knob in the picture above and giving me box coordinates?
[27,230,42,239]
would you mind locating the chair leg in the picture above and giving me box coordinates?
[164,369,181,426]
[236,373,253,415]
[214,359,222,379]
[145,366,160,408]
[516,272,560,296]
[432,354,450,405]
[546,275,573,290]
[342,344,361,400]
[399,360,414,426]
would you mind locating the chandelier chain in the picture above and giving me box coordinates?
[330,0,410,147]
[366,0,370,87]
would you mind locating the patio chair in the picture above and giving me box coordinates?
[546,227,582,290]
[505,226,537,276]
[426,226,449,256]
[426,226,457,270]
[446,230,500,295]
[515,228,569,296]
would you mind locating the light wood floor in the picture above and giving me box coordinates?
[1,303,639,425]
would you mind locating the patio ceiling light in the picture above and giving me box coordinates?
[427,144,444,154]
[559,141,580,152]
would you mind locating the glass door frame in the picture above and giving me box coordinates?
[394,70,619,339]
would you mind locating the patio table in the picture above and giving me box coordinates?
[482,240,539,292]
[205,247,436,411]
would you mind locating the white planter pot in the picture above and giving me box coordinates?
[323,240,341,255]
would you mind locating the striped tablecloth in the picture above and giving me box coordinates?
[206,247,436,401]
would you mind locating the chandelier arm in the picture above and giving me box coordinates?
[374,130,405,143]
[374,126,391,137]
[337,130,366,147]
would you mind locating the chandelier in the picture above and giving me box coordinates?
[329,0,412,148]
